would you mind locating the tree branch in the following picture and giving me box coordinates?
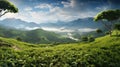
[0,9,2,13]
[102,22,111,31]
[0,10,9,17]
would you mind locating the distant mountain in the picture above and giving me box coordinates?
[0,18,40,30]
[39,21,65,28]
[39,17,105,30]
[0,17,106,32]
[65,17,104,29]
[0,18,106,43]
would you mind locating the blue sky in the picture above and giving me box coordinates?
[1,0,120,23]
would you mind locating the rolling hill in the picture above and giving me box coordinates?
[0,31,120,67]
[0,26,75,44]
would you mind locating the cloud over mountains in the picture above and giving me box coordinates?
[0,0,120,23]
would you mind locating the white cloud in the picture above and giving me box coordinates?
[24,7,32,11]
[1,0,108,23]
[35,4,52,9]
[61,1,71,7]
[41,27,74,32]
[96,6,109,11]
[0,11,34,23]
[78,28,96,32]
[0,13,16,20]
[28,11,58,23]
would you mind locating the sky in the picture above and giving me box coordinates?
[1,0,120,23]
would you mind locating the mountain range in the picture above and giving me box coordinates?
[0,17,105,31]
[0,18,106,42]
[0,18,40,30]
[40,17,104,29]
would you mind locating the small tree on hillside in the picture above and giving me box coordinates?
[114,23,120,35]
[88,36,95,42]
[94,9,120,36]
[96,29,103,33]
[16,37,22,41]
[0,0,18,17]
[81,36,88,42]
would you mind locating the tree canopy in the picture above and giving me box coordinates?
[0,0,18,17]
[94,9,120,36]
[114,24,120,30]
[96,29,102,33]
[94,9,120,22]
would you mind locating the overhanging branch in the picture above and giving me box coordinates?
[0,10,9,17]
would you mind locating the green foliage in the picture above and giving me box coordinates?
[16,37,22,41]
[105,31,110,35]
[0,0,18,17]
[113,24,120,36]
[0,32,120,67]
[94,9,120,21]
[96,29,103,33]
[81,36,95,42]
[0,27,75,44]
[88,36,95,42]
[51,42,60,45]
[94,9,120,36]
[114,24,120,30]
[81,36,88,41]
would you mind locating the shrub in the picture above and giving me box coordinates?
[81,36,88,42]
[52,42,60,45]
[96,29,103,33]
[16,37,22,41]
[88,37,95,42]
[114,23,120,30]
[105,31,110,35]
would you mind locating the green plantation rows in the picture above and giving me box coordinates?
[0,34,120,67]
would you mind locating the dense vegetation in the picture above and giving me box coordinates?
[0,31,120,67]
[0,1,120,67]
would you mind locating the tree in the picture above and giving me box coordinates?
[16,37,22,41]
[81,36,88,42]
[88,36,95,42]
[94,9,120,36]
[114,23,120,30]
[0,0,18,17]
[96,29,103,33]
[114,23,120,35]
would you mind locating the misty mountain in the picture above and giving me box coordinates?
[0,26,75,44]
[0,18,106,43]
[0,18,40,30]
[40,17,105,30]
[0,17,105,32]
[65,17,104,29]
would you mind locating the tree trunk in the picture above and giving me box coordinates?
[102,21,112,36]
[109,21,114,36]
[109,31,112,36]
[116,30,118,36]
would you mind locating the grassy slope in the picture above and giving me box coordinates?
[0,34,120,67]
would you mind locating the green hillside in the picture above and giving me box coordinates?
[0,26,75,44]
[0,33,120,67]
